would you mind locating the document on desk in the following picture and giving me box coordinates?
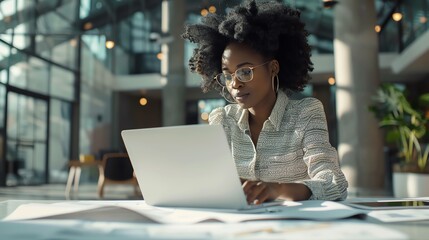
[368,209,429,222]
[2,200,366,224]
[0,219,408,240]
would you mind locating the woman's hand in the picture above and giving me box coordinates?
[242,180,312,204]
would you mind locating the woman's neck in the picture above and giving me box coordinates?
[247,93,277,145]
[248,93,277,125]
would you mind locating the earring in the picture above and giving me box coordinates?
[220,87,236,103]
[272,74,279,93]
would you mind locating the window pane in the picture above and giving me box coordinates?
[1,29,13,44]
[7,92,48,185]
[36,35,71,60]
[79,0,91,19]
[6,92,18,139]
[50,66,75,101]
[51,39,77,70]
[0,41,10,62]
[0,0,17,18]
[82,35,106,61]
[32,142,47,184]
[27,57,49,94]
[9,62,27,89]
[37,11,71,33]
[0,69,7,84]
[0,84,5,128]
[17,96,33,140]
[12,23,31,50]
[34,99,47,141]
[9,57,50,94]
[49,99,71,183]
[36,11,74,60]
[56,0,78,22]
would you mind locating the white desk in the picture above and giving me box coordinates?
[0,199,428,239]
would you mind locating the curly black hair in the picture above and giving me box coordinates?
[182,0,313,94]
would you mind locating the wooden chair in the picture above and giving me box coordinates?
[97,153,139,198]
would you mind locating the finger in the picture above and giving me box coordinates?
[247,182,266,204]
[255,188,271,204]
[242,180,257,193]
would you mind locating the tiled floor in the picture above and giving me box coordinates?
[0,183,143,202]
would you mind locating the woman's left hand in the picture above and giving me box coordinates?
[242,180,282,204]
[242,180,312,204]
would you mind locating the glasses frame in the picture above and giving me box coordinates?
[215,61,271,87]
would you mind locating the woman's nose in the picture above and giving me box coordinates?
[230,76,243,89]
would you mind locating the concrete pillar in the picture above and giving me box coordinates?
[161,0,186,126]
[333,0,385,196]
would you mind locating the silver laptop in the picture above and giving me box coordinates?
[121,124,282,211]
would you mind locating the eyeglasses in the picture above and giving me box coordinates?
[215,61,271,87]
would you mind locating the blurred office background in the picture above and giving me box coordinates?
[0,0,428,198]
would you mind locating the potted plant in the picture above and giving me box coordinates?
[369,83,429,197]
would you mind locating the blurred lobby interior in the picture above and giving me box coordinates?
[0,0,428,200]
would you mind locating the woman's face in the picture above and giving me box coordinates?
[221,42,277,110]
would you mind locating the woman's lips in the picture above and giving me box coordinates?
[234,93,249,101]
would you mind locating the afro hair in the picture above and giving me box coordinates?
[182,0,313,94]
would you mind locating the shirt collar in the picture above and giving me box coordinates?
[267,90,289,131]
[237,108,249,132]
[236,90,289,132]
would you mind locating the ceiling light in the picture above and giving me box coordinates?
[392,12,403,22]
[83,22,93,30]
[200,9,208,16]
[105,40,115,49]
[208,6,216,13]
[139,98,148,106]
[374,25,381,33]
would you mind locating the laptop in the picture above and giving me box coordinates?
[121,124,283,211]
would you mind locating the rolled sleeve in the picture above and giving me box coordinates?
[299,99,348,200]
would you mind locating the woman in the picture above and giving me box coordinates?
[182,0,348,203]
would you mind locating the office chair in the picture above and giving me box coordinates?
[97,152,140,199]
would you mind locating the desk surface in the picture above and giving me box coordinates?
[0,199,428,240]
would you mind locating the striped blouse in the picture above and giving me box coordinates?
[209,90,348,200]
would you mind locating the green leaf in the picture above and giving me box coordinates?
[419,93,429,107]
[386,130,400,143]
[368,83,429,170]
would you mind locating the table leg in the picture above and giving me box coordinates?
[65,166,76,199]
[73,167,82,194]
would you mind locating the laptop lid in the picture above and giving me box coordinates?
[121,124,249,209]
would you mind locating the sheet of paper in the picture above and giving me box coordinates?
[368,209,429,222]
[132,200,367,224]
[0,219,408,240]
[2,200,366,224]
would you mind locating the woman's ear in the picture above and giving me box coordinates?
[270,60,280,75]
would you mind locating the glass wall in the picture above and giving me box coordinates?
[49,99,71,183]
[377,0,429,52]
[6,91,48,185]
[0,0,80,186]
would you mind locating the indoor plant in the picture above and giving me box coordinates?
[369,83,429,197]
